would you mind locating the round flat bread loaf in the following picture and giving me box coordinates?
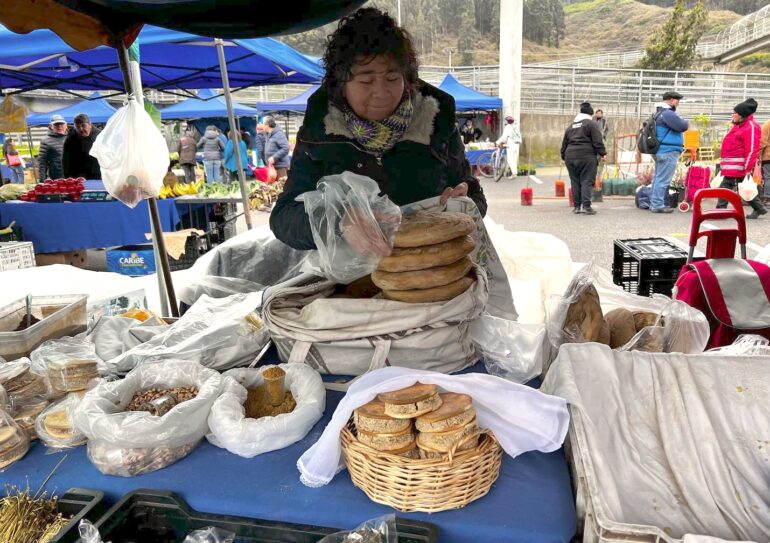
[605,308,636,349]
[377,235,475,272]
[562,284,604,343]
[394,211,475,248]
[372,256,472,292]
[383,274,475,304]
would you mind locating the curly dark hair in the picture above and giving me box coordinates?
[322,7,419,109]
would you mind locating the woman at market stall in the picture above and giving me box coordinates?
[270,7,487,251]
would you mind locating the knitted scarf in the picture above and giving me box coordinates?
[342,97,414,156]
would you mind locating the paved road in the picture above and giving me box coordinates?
[242,170,770,274]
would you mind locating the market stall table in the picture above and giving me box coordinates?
[3,386,576,542]
[0,199,180,253]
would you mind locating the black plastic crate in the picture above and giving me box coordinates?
[612,237,687,297]
[168,234,202,272]
[50,488,106,543]
[93,489,438,543]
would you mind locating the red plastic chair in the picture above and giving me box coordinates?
[687,188,747,263]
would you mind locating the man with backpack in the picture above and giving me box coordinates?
[644,91,689,213]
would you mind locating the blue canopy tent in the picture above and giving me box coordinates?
[0,25,324,96]
[26,91,117,126]
[160,88,258,138]
[256,84,319,114]
[438,73,502,112]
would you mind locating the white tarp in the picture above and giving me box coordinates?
[542,343,770,541]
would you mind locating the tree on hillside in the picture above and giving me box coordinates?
[523,0,565,47]
[638,0,709,70]
[458,1,477,65]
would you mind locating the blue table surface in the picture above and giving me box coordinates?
[0,198,180,253]
[0,360,575,542]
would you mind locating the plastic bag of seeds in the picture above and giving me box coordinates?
[318,515,397,543]
[73,359,223,476]
[206,364,325,458]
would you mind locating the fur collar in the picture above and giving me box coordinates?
[323,93,440,145]
[573,113,592,123]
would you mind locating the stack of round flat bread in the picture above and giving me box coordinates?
[373,211,477,303]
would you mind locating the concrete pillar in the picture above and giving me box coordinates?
[499,0,523,126]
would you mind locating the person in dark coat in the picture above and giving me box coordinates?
[263,115,291,180]
[460,118,482,144]
[270,7,486,251]
[63,113,102,179]
[197,125,225,183]
[255,123,267,166]
[37,114,68,181]
[177,129,198,183]
[561,102,607,215]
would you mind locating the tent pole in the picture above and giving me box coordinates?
[25,126,37,182]
[216,38,253,230]
[115,38,178,317]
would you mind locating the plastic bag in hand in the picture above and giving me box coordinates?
[304,172,401,283]
[738,174,758,201]
[184,527,235,543]
[90,99,169,208]
[318,514,397,543]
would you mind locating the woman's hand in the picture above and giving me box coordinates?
[440,182,469,206]
[341,208,396,257]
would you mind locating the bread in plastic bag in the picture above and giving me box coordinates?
[184,527,235,543]
[0,409,29,470]
[90,99,168,207]
[32,338,102,393]
[303,172,401,283]
[318,514,397,543]
[206,364,325,458]
[470,313,546,384]
[10,393,49,441]
[0,383,6,411]
[106,292,267,375]
[36,394,87,451]
[0,358,50,400]
[73,359,223,476]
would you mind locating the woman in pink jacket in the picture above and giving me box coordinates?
[717,98,766,219]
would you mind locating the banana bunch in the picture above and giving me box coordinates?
[159,181,202,199]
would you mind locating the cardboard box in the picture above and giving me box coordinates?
[106,245,156,276]
[36,250,88,269]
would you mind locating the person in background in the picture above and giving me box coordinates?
[197,125,225,183]
[650,91,688,214]
[224,130,253,181]
[760,116,770,205]
[37,114,68,181]
[63,113,101,179]
[717,98,766,219]
[560,102,606,216]
[593,109,609,140]
[2,136,25,184]
[177,129,198,183]
[255,123,267,166]
[263,115,290,180]
[460,118,482,145]
[495,115,522,179]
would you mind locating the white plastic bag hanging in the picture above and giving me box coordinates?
[738,174,758,201]
[90,99,169,208]
[303,172,401,283]
[710,173,724,189]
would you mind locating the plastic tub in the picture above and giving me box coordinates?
[50,488,106,543]
[0,294,87,361]
[94,489,439,542]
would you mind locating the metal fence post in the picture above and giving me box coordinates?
[637,70,643,118]
[570,67,576,111]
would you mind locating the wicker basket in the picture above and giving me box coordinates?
[341,422,503,513]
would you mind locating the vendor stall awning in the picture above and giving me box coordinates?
[256,85,320,114]
[0,25,324,94]
[27,91,117,126]
[160,89,258,120]
[438,73,503,112]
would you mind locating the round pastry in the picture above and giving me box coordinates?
[378,383,443,419]
[383,274,475,304]
[415,393,476,433]
[629,325,665,353]
[377,235,475,272]
[385,441,421,459]
[372,256,472,292]
[418,432,479,459]
[605,308,637,349]
[416,419,478,453]
[356,426,415,452]
[632,311,661,331]
[354,399,412,434]
[394,211,475,248]
[48,360,99,392]
[43,410,73,440]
